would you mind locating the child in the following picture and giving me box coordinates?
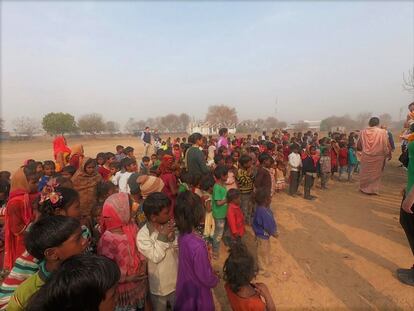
[254,153,272,198]
[96,152,106,167]
[212,165,229,259]
[174,191,219,310]
[137,192,178,310]
[319,148,331,189]
[348,142,358,182]
[199,174,215,244]
[207,140,216,166]
[72,158,103,220]
[226,189,245,242]
[173,144,181,163]
[98,192,148,311]
[109,162,121,186]
[60,165,76,179]
[252,189,277,277]
[139,156,150,175]
[7,216,88,311]
[25,254,120,311]
[214,154,225,168]
[115,145,126,162]
[302,146,318,200]
[124,146,135,159]
[223,242,276,311]
[225,156,238,190]
[98,152,114,181]
[118,157,138,193]
[275,160,287,192]
[236,155,254,225]
[159,155,178,218]
[37,161,55,192]
[151,154,159,169]
[0,172,11,183]
[338,142,348,181]
[288,144,302,196]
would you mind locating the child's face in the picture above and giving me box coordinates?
[151,155,157,162]
[44,165,54,177]
[232,153,240,162]
[48,227,88,262]
[225,161,234,169]
[127,151,135,158]
[151,206,171,225]
[126,163,138,172]
[242,160,252,170]
[97,157,105,166]
[36,164,43,174]
[117,148,124,154]
[263,159,272,168]
[85,164,96,175]
[143,160,150,168]
[110,167,118,175]
[221,173,228,182]
[28,178,39,194]
[107,156,115,165]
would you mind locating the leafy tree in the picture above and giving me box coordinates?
[13,117,41,138]
[106,121,120,135]
[78,113,106,135]
[42,112,77,135]
[205,105,238,127]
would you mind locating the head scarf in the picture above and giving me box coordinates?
[137,175,164,199]
[70,144,84,156]
[158,154,174,175]
[53,136,71,160]
[100,192,140,274]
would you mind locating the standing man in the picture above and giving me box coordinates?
[141,127,152,157]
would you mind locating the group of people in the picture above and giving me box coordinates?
[0,112,406,311]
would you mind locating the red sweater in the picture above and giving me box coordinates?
[338,148,348,167]
[226,203,245,238]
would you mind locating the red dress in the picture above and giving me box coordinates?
[226,203,245,238]
[338,148,348,167]
[160,173,177,217]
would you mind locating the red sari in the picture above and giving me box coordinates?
[4,169,36,270]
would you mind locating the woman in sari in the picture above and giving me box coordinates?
[98,192,147,311]
[4,168,39,270]
[53,136,71,172]
[68,144,84,170]
[358,117,392,195]
[71,158,102,220]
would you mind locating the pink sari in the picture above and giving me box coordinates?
[359,127,390,194]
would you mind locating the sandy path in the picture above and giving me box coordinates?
[1,138,413,310]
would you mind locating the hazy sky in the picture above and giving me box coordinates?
[1,1,413,129]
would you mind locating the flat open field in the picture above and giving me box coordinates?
[1,137,413,310]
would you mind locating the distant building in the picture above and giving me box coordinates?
[187,121,236,135]
[287,120,322,131]
[331,126,346,133]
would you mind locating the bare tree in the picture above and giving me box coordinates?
[205,105,238,127]
[78,113,106,135]
[379,113,392,126]
[356,112,372,129]
[294,121,309,132]
[403,67,414,93]
[106,121,120,135]
[13,117,41,138]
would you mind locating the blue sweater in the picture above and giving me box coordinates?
[252,206,277,240]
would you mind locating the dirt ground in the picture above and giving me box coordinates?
[1,136,413,310]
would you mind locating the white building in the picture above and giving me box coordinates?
[287,120,322,131]
[187,121,236,135]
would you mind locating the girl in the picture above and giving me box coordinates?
[68,144,84,170]
[275,160,287,192]
[52,136,71,173]
[223,242,276,311]
[159,154,178,218]
[25,254,121,311]
[174,191,219,311]
[4,168,39,270]
[98,192,148,311]
[72,158,103,223]
[225,156,238,191]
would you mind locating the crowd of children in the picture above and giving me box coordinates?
[0,128,363,310]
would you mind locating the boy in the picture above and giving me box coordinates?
[252,188,277,278]
[348,142,358,182]
[137,192,178,311]
[212,165,229,259]
[124,146,135,160]
[254,153,272,198]
[226,189,245,242]
[302,146,318,200]
[236,155,254,225]
[118,158,138,193]
[140,156,151,175]
[38,161,55,192]
[115,145,126,162]
[319,148,331,189]
[288,144,302,196]
[7,216,88,311]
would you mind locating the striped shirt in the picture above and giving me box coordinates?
[236,168,254,194]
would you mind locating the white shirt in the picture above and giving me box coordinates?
[111,171,122,186]
[288,153,302,172]
[118,171,132,193]
[136,223,178,296]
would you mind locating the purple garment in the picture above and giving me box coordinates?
[174,233,219,311]
[252,206,277,240]
[217,136,229,150]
